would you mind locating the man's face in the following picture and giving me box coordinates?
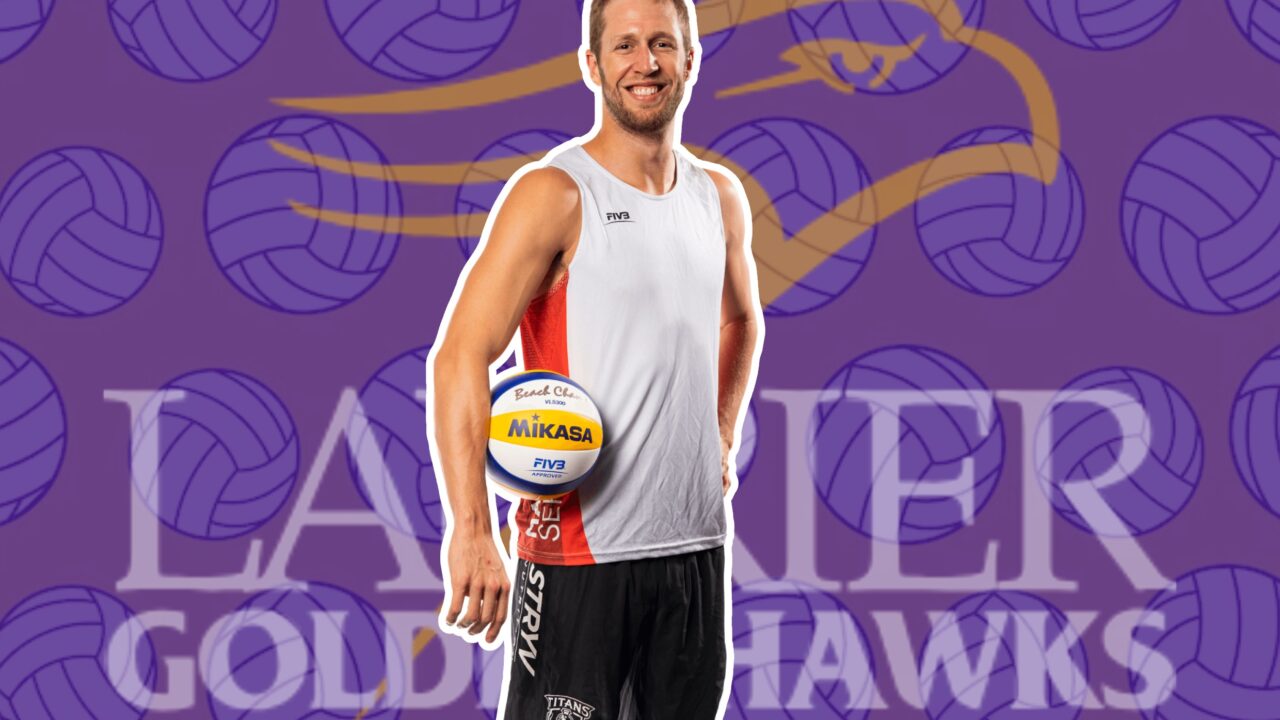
[591,0,692,137]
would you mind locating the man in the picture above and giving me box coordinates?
[428,0,761,717]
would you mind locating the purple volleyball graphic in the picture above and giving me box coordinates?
[1130,565,1280,720]
[1228,0,1280,63]
[0,586,156,720]
[1025,0,1180,50]
[454,129,571,258]
[0,0,52,63]
[0,147,162,316]
[787,0,984,95]
[920,592,1088,720]
[810,345,1004,543]
[1122,116,1280,314]
[206,582,403,719]
[130,369,299,540]
[1231,344,1280,518]
[326,0,519,82]
[1034,367,1203,536]
[206,116,402,314]
[708,118,877,317]
[575,0,741,58]
[726,581,875,719]
[915,127,1084,297]
[0,339,65,526]
[108,0,276,82]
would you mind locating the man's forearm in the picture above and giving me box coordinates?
[433,351,495,537]
[718,316,760,449]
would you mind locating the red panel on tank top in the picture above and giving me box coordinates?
[514,271,595,565]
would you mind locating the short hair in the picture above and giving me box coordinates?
[588,0,693,62]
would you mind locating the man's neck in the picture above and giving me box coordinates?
[584,119,679,195]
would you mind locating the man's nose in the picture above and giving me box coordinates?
[642,47,659,72]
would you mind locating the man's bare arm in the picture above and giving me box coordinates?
[431,167,580,644]
[709,169,763,497]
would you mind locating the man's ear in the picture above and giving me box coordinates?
[585,49,601,87]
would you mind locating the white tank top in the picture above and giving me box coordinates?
[512,145,727,565]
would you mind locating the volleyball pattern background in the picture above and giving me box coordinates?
[0,1,1277,718]
[915,126,1085,297]
[0,147,163,317]
[108,0,277,82]
[787,0,985,94]
[0,586,156,720]
[1121,115,1280,315]
[205,115,403,314]
[708,118,878,317]
[726,581,876,720]
[918,591,1089,720]
[809,345,1005,543]
[205,582,403,720]
[1024,0,1181,50]
[326,0,521,82]
[1130,565,1280,720]
[129,369,300,540]
[1034,367,1204,537]
[0,0,52,64]
[0,338,65,527]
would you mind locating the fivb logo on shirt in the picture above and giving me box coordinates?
[545,694,595,719]
[604,210,633,225]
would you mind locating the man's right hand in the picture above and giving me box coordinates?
[442,527,511,646]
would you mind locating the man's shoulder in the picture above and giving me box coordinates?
[502,163,581,216]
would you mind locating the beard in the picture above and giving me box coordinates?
[601,72,686,137]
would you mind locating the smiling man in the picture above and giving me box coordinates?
[429,1,761,717]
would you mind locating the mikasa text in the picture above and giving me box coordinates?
[506,418,595,443]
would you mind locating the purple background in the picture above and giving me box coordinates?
[2,1,1279,718]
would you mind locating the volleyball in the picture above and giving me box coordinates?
[486,370,603,498]
[0,586,156,720]
[0,338,65,527]
[0,0,52,64]
[205,582,403,719]
[809,345,1005,543]
[920,591,1088,720]
[1130,565,1280,720]
[915,126,1084,297]
[108,0,276,81]
[1121,116,1280,314]
[1026,0,1180,50]
[1228,0,1280,63]
[205,115,402,314]
[1035,367,1203,536]
[1231,344,1280,518]
[0,147,163,317]
[326,0,519,82]
[130,369,299,540]
[726,580,875,719]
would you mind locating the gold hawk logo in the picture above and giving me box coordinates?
[545,694,596,720]
[282,2,1060,717]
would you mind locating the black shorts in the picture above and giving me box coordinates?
[503,546,727,720]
